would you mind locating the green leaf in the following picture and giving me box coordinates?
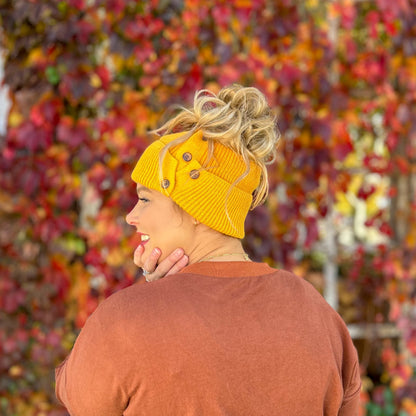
[383,387,394,404]
[45,66,60,85]
[58,1,68,14]
[59,234,86,255]
[366,402,382,416]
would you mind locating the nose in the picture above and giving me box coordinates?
[125,202,139,226]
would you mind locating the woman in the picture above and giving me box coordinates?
[55,85,361,415]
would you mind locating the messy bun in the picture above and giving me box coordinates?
[154,84,280,208]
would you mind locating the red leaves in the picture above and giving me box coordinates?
[357,184,376,200]
[12,121,53,152]
[386,132,399,151]
[351,51,388,86]
[33,214,74,242]
[332,121,353,161]
[376,0,411,18]
[75,19,96,44]
[212,5,232,28]
[68,0,86,10]
[366,11,381,39]
[0,278,26,314]
[57,116,90,149]
[106,0,127,15]
[276,62,302,87]
[125,16,164,41]
[331,1,357,30]
[30,98,62,128]
[379,222,393,237]
[304,216,319,249]
[8,97,63,153]
[59,69,95,104]
[363,154,392,174]
[180,63,203,97]
[95,65,111,90]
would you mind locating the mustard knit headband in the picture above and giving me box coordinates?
[131,130,261,238]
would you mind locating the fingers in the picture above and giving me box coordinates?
[165,253,189,276]
[142,248,161,278]
[143,248,188,282]
[133,244,144,267]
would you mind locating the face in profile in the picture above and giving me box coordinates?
[126,184,195,267]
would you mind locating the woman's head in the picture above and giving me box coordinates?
[127,84,279,264]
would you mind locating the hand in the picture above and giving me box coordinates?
[137,246,189,282]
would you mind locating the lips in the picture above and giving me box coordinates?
[138,232,150,246]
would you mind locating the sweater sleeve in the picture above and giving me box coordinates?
[338,346,362,415]
[55,304,130,416]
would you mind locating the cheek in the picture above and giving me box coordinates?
[156,215,193,258]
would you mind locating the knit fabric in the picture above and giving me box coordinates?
[131,131,261,238]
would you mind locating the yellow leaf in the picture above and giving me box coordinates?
[347,174,363,195]
[406,226,416,248]
[343,152,359,169]
[90,73,102,88]
[235,0,252,6]
[335,191,353,216]
[391,375,406,391]
[108,155,119,169]
[107,247,125,267]
[112,128,128,146]
[405,56,416,79]
[317,107,329,117]
[299,131,311,146]
[26,47,45,66]
[9,111,23,127]
[366,181,387,217]
[306,0,318,7]
[218,30,233,45]
[9,365,23,377]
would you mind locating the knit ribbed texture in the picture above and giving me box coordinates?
[131,130,261,238]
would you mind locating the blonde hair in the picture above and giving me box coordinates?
[154,84,280,209]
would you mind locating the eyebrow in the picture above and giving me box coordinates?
[136,186,152,194]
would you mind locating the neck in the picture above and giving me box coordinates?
[186,225,249,264]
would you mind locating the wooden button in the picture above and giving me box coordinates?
[189,169,200,179]
[182,152,192,162]
[161,179,170,189]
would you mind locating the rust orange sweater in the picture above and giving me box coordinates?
[55,261,361,415]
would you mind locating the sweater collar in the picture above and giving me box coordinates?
[177,261,275,278]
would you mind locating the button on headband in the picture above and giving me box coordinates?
[161,179,170,188]
[182,152,192,162]
[189,169,200,179]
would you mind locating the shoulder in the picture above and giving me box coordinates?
[271,269,352,331]
[269,268,326,302]
[89,277,185,326]
[94,281,158,315]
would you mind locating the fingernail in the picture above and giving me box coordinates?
[174,248,183,258]
[152,248,161,256]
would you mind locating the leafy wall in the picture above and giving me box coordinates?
[0,0,416,414]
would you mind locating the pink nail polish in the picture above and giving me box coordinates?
[174,249,183,258]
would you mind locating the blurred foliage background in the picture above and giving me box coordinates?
[0,0,416,414]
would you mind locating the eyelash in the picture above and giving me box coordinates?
[138,197,149,203]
